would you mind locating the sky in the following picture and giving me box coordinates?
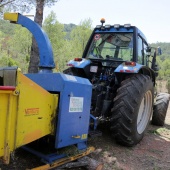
[34,0,170,43]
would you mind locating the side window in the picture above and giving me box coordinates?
[138,36,143,64]
[143,43,147,66]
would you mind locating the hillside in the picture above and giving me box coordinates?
[0,18,170,77]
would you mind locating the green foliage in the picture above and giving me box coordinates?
[8,25,31,72]
[43,12,92,71]
[64,23,76,39]
[150,42,170,80]
[70,18,92,58]
[43,11,67,71]
[9,25,32,54]
[0,23,31,72]
[156,58,170,80]
[0,30,5,48]
[166,79,170,93]
[2,10,170,78]
[0,20,15,35]
[64,23,77,32]
[0,56,19,67]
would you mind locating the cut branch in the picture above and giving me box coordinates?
[78,156,104,170]
[56,156,104,170]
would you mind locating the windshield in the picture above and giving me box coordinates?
[86,33,133,61]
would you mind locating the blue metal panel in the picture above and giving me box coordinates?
[137,28,148,43]
[22,146,66,163]
[16,14,55,69]
[95,27,134,33]
[114,62,143,73]
[90,114,97,130]
[25,73,92,150]
[67,59,91,68]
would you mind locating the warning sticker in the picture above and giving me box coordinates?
[90,66,98,73]
[94,34,100,40]
[69,97,83,112]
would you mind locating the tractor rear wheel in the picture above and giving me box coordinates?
[110,74,154,146]
[151,93,170,126]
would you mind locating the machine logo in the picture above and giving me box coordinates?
[25,108,39,115]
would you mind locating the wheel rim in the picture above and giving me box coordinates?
[137,90,152,134]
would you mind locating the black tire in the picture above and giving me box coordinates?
[110,74,154,146]
[151,93,170,126]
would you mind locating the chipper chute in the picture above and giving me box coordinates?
[0,13,94,169]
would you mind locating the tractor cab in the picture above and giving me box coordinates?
[82,18,149,67]
[85,27,133,62]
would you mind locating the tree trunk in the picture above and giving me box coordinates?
[28,0,45,73]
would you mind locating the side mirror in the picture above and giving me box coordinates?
[146,46,162,56]
[146,46,154,56]
[157,47,162,55]
[146,46,151,53]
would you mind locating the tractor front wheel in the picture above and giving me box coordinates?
[111,74,154,146]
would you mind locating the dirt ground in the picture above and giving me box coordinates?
[0,81,170,170]
[0,106,170,170]
[87,81,170,170]
[88,106,170,170]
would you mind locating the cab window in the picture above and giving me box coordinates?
[86,33,133,61]
[138,36,143,64]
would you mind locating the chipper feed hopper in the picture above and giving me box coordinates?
[0,13,94,168]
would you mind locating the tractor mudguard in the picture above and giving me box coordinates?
[114,62,144,73]
[67,59,91,68]
[114,62,156,84]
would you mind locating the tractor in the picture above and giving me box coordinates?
[64,18,170,146]
[0,13,169,169]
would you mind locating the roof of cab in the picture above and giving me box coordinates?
[94,25,148,44]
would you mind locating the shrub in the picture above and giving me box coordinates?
[166,79,170,93]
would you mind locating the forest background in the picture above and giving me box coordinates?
[1,6,170,91]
